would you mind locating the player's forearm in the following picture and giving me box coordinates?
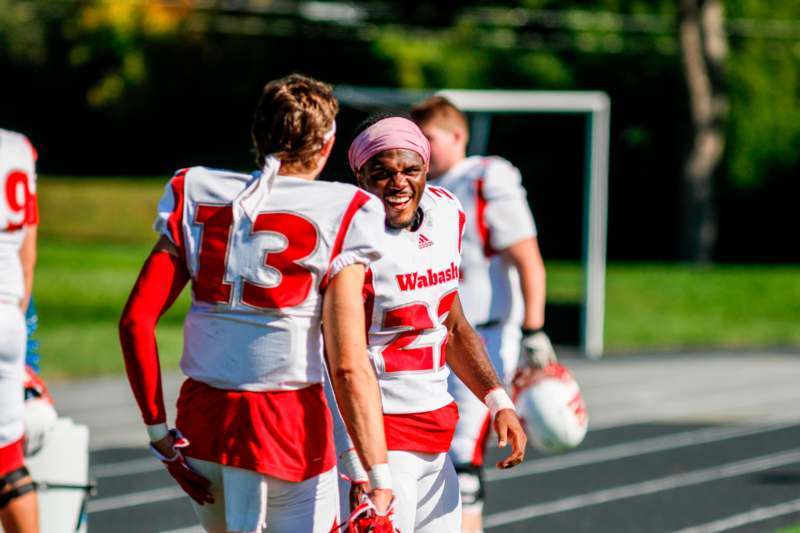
[118,247,189,435]
[446,317,503,400]
[322,372,356,455]
[328,361,388,469]
[119,314,167,427]
[503,237,546,330]
[18,225,37,312]
[323,265,389,470]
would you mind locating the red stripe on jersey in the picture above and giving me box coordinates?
[437,289,458,368]
[22,138,38,225]
[475,179,495,257]
[319,189,372,291]
[363,268,375,339]
[176,380,336,482]
[471,412,492,467]
[428,185,455,201]
[383,402,459,453]
[25,192,38,225]
[167,169,188,253]
[457,209,466,254]
[22,136,37,163]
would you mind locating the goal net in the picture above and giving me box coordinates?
[332,86,610,358]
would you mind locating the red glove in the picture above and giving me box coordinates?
[150,429,214,505]
[346,494,400,533]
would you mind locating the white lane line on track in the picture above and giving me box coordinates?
[483,448,800,529]
[87,486,185,514]
[486,422,794,481]
[92,458,162,478]
[669,497,800,533]
[88,423,797,481]
[159,527,204,533]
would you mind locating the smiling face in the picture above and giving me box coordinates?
[357,148,427,229]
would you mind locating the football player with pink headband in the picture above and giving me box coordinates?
[330,115,527,533]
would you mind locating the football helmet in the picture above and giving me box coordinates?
[512,362,588,453]
[23,365,57,457]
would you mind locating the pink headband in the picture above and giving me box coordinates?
[347,117,431,173]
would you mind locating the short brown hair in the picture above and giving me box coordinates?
[410,95,469,135]
[251,74,339,172]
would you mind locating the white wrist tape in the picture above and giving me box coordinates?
[484,388,515,418]
[147,422,169,442]
[367,463,392,490]
[340,448,369,483]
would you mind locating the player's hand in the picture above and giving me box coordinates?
[347,491,398,533]
[520,329,557,369]
[150,429,214,505]
[368,488,393,514]
[151,432,178,459]
[494,408,527,469]
[349,481,368,511]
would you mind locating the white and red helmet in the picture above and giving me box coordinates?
[23,365,57,457]
[512,362,588,454]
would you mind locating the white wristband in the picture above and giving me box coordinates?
[339,448,369,483]
[484,388,516,419]
[367,463,392,490]
[147,422,169,442]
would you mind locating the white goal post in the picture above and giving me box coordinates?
[334,86,610,358]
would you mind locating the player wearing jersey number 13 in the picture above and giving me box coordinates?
[329,115,527,533]
[119,74,394,532]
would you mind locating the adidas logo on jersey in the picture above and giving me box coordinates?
[395,262,459,291]
[418,234,434,249]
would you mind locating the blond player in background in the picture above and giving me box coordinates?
[412,97,556,533]
[0,128,39,533]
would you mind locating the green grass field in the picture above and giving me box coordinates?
[33,176,800,377]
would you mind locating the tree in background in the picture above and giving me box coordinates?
[69,1,188,109]
[678,0,727,263]
[3,1,800,261]
[370,0,800,262]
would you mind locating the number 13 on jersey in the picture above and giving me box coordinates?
[192,204,318,310]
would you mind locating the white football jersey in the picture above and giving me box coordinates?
[365,185,465,414]
[432,156,537,327]
[155,167,387,391]
[0,129,38,302]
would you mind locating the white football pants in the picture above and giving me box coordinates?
[391,450,461,533]
[186,458,339,533]
[448,323,520,467]
[339,451,461,533]
[0,302,26,448]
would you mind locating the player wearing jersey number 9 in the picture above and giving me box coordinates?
[0,129,39,533]
[119,74,393,533]
[327,115,526,533]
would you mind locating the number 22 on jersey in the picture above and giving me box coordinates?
[381,289,457,373]
[192,204,317,310]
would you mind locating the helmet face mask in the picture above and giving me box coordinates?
[513,363,588,454]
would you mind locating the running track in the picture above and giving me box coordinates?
[44,351,800,532]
